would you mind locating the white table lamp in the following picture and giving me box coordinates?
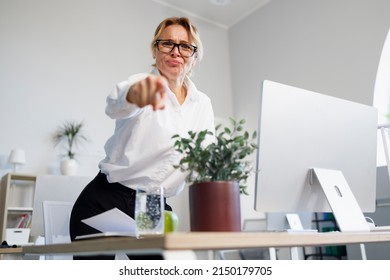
[8,149,26,172]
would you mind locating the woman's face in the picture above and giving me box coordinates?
[154,24,195,82]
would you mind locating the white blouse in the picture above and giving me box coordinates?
[99,68,215,197]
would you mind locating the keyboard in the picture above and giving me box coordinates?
[370,225,390,232]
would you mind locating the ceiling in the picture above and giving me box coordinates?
[152,0,271,28]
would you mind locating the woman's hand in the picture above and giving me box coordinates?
[126,75,167,111]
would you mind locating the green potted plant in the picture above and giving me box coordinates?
[172,118,258,232]
[53,120,88,175]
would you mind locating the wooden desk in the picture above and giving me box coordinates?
[17,231,390,257]
[0,247,23,255]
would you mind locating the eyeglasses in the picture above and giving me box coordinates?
[155,40,197,58]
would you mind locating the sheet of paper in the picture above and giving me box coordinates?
[81,207,136,233]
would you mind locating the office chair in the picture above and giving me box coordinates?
[42,200,73,260]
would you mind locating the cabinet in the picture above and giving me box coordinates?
[0,173,36,244]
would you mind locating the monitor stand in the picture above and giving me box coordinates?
[310,168,370,232]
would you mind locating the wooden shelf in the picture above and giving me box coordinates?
[8,207,34,212]
[6,173,36,182]
[0,173,36,243]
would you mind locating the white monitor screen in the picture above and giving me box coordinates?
[254,80,378,213]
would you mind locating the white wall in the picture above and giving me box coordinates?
[0,0,233,232]
[229,0,390,221]
[2,0,390,231]
[0,0,233,176]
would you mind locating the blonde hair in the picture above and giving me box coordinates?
[151,17,203,75]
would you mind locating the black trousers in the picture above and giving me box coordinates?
[69,172,172,260]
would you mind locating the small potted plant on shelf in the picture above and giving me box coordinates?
[53,120,88,175]
[172,118,258,232]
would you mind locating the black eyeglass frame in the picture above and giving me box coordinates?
[155,40,198,57]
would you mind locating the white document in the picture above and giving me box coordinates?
[81,207,136,233]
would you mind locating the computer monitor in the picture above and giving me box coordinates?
[254,80,378,214]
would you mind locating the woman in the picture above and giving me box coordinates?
[69,17,215,258]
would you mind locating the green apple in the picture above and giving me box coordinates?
[164,211,179,233]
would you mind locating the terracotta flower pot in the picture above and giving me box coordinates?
[189,181,241,231]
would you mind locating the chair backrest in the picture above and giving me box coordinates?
[31,175,92,238]
[42,200,73,260]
